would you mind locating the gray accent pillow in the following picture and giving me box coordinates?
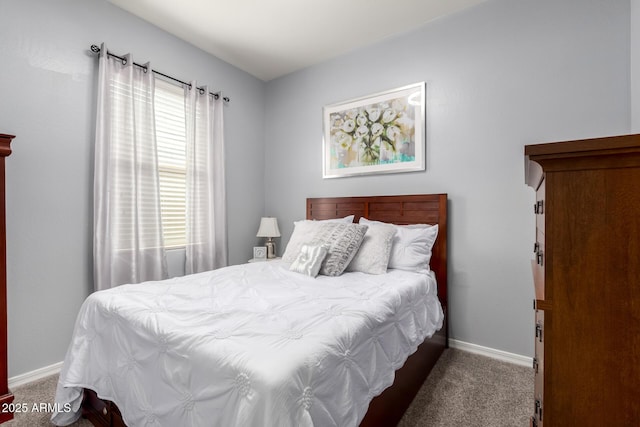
[289,244,328,277]
[309,223,368,276]
[346,222,395,274]
[282,216,354,263]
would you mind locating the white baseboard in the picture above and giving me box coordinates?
[9,361,63,389]
[7,340,532,389]
[449,339,533,368]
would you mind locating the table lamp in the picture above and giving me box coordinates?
[256,217,281,259]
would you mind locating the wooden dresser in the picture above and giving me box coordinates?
[525,134,640,427]
[0,135,15,423]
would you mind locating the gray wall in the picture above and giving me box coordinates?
[0,0,633,379]
[0,0,265,377]
[264,0,630,357]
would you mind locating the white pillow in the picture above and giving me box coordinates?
[359,218,438,273]
[289,244,328,277]
[346,222,395,274]
[282,216,354,262]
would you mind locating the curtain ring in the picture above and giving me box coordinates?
[199,88,205,95]
[213,93,220,100]
[121,58,127,65]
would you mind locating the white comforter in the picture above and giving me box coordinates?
[52,261,443,427]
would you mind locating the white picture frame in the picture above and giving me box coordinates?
[323,82,426,178]
[253,246,267,261]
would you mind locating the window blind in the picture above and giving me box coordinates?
[154,78,187,248]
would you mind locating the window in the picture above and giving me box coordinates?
[95,50,227,289]
[154,78,187,248]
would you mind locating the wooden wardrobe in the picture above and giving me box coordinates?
[0,134,14,423]
[525,134,640,426]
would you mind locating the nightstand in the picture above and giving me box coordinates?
[248,257,281,263]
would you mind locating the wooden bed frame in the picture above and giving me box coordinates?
[82,193,448,427]
[307,194,448,427]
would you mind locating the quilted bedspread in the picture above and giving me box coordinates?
[52,261,443,427]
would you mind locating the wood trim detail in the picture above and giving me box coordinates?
[0,134,14,424]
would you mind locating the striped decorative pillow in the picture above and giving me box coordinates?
[282,216,354,262]
[308,222,368,276]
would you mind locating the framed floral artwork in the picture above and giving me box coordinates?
[323,82,425,178]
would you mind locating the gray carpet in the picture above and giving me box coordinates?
[398,349,533,427]
[5,348,532,426]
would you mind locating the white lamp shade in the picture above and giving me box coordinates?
[256,217,281,238]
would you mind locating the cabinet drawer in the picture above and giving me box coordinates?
[533,310,545,426]
[535,178,545,235]
[532,229,545,301]
[531,259,545,301]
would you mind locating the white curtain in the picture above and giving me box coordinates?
[185,83,227,274]
[93,44,168,291]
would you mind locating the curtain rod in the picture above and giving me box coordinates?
[90,44,230,103]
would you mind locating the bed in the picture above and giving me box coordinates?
[53,194,448,427]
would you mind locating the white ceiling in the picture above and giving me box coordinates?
[107,0,487,81]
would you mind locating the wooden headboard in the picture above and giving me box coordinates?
[306,194,448,307]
